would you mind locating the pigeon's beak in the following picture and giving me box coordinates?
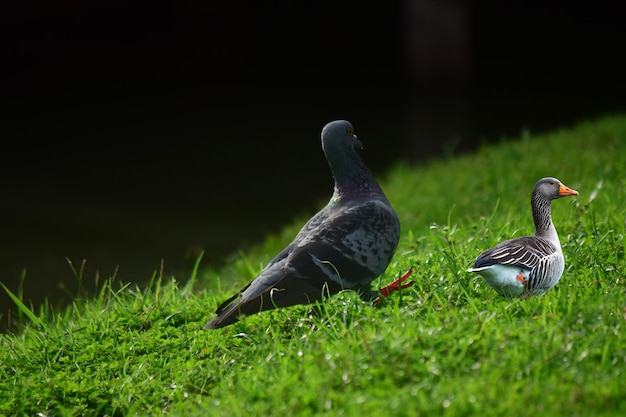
[354,135,363,150]
[559,183,579,196]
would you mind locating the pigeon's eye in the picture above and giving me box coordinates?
[347,127,353,135]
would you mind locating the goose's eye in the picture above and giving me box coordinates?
[347,127,353,135]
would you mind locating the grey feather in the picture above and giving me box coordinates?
[204,120,401,329]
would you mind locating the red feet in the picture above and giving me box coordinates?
[377,266,415,302]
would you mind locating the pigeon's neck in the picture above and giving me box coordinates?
[329,151,383,200]
[532,191,559,244]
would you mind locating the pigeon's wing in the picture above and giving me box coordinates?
[260,205,334,270]
[287,199,400,290]
[204,199,399,329]
[204,258,337,329]
[203,210,334,329]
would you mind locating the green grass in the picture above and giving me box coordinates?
[2,114,625,416]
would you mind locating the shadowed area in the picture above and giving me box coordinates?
[1,0,624,331]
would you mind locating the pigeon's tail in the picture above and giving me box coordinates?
[204,278,341,329]
[203,304,246,329]
[203,295,263,329]
[204,289,293,329]
[203,316,236,329]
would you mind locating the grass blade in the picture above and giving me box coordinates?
[1,282,42,327]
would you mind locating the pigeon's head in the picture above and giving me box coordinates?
[321,120,382,198]
[321,120,363,155]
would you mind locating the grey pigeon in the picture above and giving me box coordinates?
[467,177,579,298]
[204,120,413,329]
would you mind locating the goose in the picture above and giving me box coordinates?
[467,177,579,298]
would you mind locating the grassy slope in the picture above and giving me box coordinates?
[1,114,625,417]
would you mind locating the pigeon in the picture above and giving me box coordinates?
[204,120,413,329]
[467,177,579,298]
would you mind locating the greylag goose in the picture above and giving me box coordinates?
[204,120,413,329]
[467,177,579,298]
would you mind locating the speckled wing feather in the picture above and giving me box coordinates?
[205,197,399,329]
[287,198,400,289]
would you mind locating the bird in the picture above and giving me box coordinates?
[467,177,579,298]
[204,120,414,329]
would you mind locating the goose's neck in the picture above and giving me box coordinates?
[532,192,559,244]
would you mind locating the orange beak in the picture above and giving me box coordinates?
[559,183,579,196]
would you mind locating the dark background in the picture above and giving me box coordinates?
[1,0,624,331]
